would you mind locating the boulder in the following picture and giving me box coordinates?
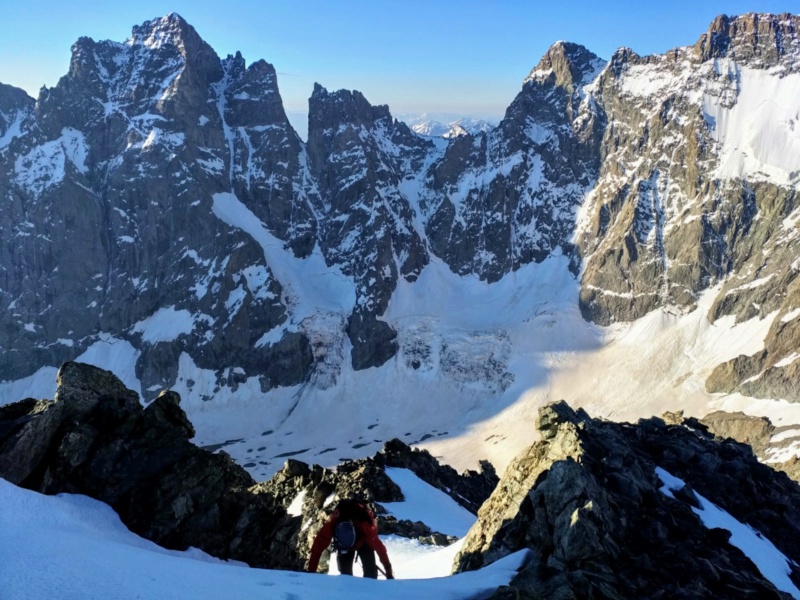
[0,362,301,570]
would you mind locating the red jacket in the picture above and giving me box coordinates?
[307,506,392,576]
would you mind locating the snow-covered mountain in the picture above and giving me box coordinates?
[399,114,498,138]
[2,12,800,481]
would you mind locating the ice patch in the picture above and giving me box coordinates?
[525,121,554,145]
[75,334,142,399]
[726,273,777,295]
[0,365,59,405]
[211,192,356,322]
[771,428,800,443]
[775,353,800,368]
[132,306,194,343]
[620,64,677,98]
[240,265,273,301]
[781,308,800,323]
[197,156,224,173]
[0,109,27,149]
[142,128,185,151]
[704,65,800,188]
[287,490,306,517]
[224,285,247,321]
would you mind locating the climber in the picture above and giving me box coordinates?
[306,498,394,579]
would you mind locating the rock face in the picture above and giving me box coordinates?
[421,40,605,282]
[306,84,432,369]
[2,12,800,404]
[700,410,774,455]
[0,361,300,569]
[575,13,800,399]
[700,410,800,484]
[454,401,800,599]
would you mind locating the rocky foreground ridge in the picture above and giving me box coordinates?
[3,363,800,598]
[1,13,799,405]
[456,401,800,599]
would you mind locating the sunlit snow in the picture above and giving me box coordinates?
[382,468,476,537]
[211,192,356,324]
[704,63,800,188]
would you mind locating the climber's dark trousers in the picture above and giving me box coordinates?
[337,547,378,578]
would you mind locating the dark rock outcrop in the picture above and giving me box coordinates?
[700,409,800,485]
[454,401,800,599]
[0,361,301,569]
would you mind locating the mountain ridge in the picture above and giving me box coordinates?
[1,12,800,479]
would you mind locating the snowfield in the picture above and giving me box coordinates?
[0,476,530,600]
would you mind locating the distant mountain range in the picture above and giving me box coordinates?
[1,12,799,479]
[396,114,499,138]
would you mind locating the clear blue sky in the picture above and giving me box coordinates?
[1,0,798,121]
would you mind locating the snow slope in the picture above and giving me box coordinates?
[704,62,800,189]
[4,252,797,483]
[0,478,530,600]
[383,467,477,537]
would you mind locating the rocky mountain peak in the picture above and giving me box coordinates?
[525,41,605,91]
[221,52,288,128]
[128,12,198,55]
[0,83,33,144]
[605,45,642,77]
[0,82,32,107]
[308,84,391,139]
[4,11,800,440]
[694,12,800,68]
[41,12,223,132]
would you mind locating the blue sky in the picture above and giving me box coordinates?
[1,0,798,121]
